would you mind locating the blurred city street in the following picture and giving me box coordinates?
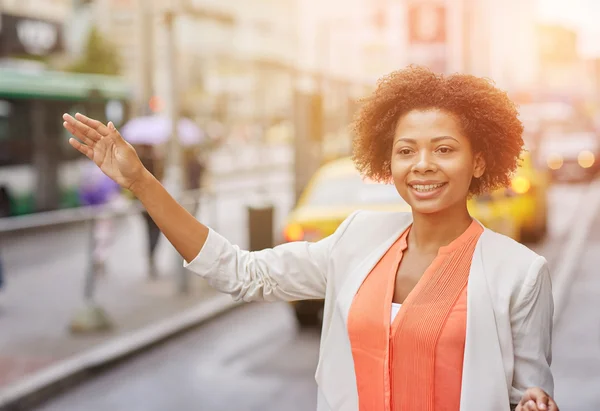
[0,160,293,389]
[1,0,600,409]
[0,181,592,411]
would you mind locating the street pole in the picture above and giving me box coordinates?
[292,21,331,203]
[69,217,112,333]
[163,10,183,196]
[162,9,189,294]
[158,5,234,293]
[319,22,330,95]
[137,0,154,116]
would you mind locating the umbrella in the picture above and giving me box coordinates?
[78,163,120,206]
[120,115,206,146]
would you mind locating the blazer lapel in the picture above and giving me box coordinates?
[335,216,412,325]
[317,213,412,411]
[460,231,510,411]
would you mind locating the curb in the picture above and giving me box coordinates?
[0,294,240,411]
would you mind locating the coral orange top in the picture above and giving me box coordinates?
[347,220,483,411]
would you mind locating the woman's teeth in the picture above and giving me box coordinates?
[411,183,445,192]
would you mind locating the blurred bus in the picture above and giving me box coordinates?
[0,68,132,216]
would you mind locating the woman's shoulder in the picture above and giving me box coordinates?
[477,227,548,289]
[479,227,543,263]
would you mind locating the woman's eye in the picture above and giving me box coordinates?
[437,147,453,154]
[398,148,412,155]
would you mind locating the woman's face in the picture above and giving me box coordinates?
[390,109,485,215]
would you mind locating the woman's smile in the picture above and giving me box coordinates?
[407,181,448,199]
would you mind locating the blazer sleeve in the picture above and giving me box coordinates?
[509,256,555,404]
[183,211,360,302]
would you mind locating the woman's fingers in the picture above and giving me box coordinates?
[68,137,93,160]
[107,121,127,144]
[63,121,96,147]
[75,112,111,136]
[518,387,556,411]
[63,113,102,142]
[527,400,538,410]
[528,387,550,410]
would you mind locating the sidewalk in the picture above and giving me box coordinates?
[0,215,235,390]
[0,169,295,407]
[0,272,230,388]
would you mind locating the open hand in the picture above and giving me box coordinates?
[516,387,559,411]
[63,113,146,191]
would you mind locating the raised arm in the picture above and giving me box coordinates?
[63,113,208,263]
[62,113,358,302]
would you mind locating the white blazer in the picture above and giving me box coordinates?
[185,210,554,411]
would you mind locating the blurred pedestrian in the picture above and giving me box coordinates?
[184,147,206,217]
[78,164,121,276]
[0,185,11,291]
[135,144,163,279]
[63,66,559,411]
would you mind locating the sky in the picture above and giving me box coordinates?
[536,0,600,56]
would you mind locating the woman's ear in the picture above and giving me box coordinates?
[473,153,486,179]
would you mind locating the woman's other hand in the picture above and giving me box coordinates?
[63,113,147,191]
[516,387,559,411]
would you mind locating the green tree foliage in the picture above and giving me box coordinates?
[68,26,120,75]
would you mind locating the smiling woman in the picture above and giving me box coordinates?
[61,65,558,411]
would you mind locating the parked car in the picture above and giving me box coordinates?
[538,129,600,182]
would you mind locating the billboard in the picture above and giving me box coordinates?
[406,1,447,73]
[0,14,64,57]
[408,2,446,44]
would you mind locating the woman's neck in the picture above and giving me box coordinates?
[409,202,473,254]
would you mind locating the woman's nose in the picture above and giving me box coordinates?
[412,150,436,173]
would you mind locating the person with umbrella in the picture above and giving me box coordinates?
[78,163,122,276]
[119,115,207,278]
[135,143,164,279]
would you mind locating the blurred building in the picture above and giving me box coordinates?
[68,0,145,113]
[76,0,298,124]
[66,0,393,127]
[536,24,594,100]
[0,0,70,69]
[479,0,539,91]
[0,0,71,21]
[172,0,298,124]
[395,0,539,92]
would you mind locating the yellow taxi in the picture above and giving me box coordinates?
[284,155,548,325]
[284,157,410,326]
[284,157,411,243]
[468,151,549,243]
